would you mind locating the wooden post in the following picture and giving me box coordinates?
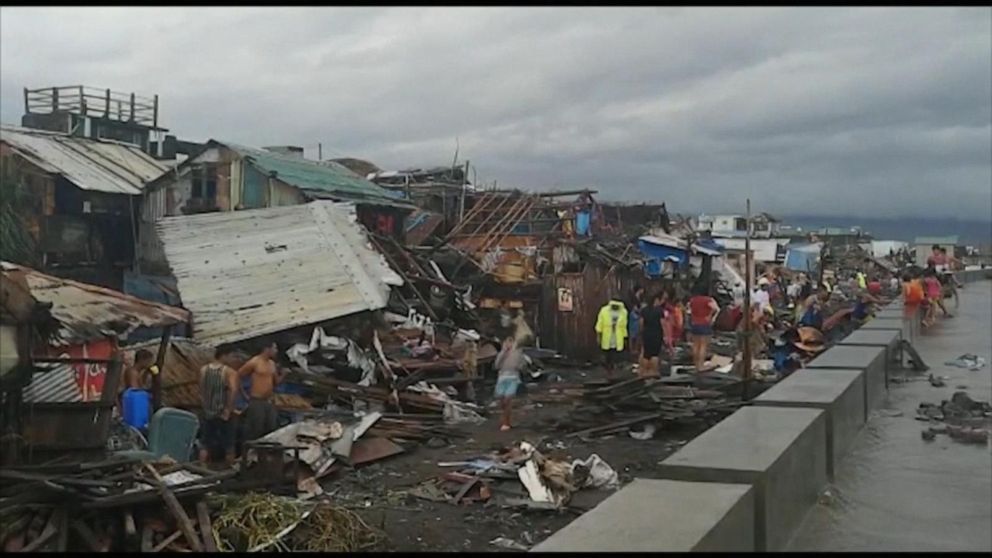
[52,88,59,112]
[318,143,322,161]
[151,326,173,411]
[106,89,111,118]
[23,88,28,114]
[153,94,159,128]
[129,93,136,122]
[742,199,752,400]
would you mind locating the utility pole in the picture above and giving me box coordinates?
[742,198,753,400]
[459,160,469,221]
[318,143,322,161]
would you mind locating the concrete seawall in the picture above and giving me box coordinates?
[534,275,990,553]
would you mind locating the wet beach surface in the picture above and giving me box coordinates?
[788,281,992,552]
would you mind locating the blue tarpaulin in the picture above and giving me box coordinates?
[638,236,689,278]
[784,243,821,272]
[575,211,591,236]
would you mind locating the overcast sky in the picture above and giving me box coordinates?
[2,7,990,220]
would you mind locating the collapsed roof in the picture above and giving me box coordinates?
[156,201,403,346]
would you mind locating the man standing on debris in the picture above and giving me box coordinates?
[595,299,628,380]
[239,342,285,442]
[688,286,720,373]
[199,345,239,466]
[639,292,665,378]
[494,336,524,431]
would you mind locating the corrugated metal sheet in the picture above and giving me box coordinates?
[0,125,168,194]
[23,363,83,403]
[1,262,190,346]
[157,201,404,346]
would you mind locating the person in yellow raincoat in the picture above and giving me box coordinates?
[595,299,628,380]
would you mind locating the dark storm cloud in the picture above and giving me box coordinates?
[2,6,989,219]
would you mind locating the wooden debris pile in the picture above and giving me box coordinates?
[0,457,247,553]
[535,377,744,439]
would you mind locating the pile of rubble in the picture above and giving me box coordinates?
[918,391,992,444]
[534,376,744,440]
[0,454,384,553]
[400,441,619,513]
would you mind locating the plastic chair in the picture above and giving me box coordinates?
[114,407,200,463]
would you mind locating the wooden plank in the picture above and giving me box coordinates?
[70,519,104,552]
[22,516,58,552]
[196,501,217,552]
[565,413,662,438]
[55,507,68,552]
[142,464,204,552]
[140,525,154,553]
[151,530,183,552]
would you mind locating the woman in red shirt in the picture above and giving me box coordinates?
[688,287,720,373]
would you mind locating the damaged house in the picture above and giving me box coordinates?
[1,261,189,463]
[138,141,415,274]
[0,125,169,289]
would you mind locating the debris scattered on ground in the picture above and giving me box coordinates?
[917,391,992,445]
[490,536,529,551]
[943,354,987,371]
[928,374,947,388]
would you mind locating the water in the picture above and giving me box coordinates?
[788,281,992,552]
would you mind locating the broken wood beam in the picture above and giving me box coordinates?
[195,501,217,552]
[151,530,183,553]
[565,413,662,438]
[142,464,204,552]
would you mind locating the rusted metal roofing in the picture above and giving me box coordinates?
[1,262,190,346]
[157,201,403,346]
[0,125,168,195]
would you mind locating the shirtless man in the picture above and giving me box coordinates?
[238,342,285,442]
[124,349,154,390]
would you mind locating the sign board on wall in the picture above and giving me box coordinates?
[557,287,574,312]
[48,339,115,402]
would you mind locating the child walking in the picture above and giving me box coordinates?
[493,337,524,431]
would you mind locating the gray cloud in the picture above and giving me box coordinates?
[2,6,990,219]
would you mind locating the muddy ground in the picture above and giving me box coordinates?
[322,364,725,552]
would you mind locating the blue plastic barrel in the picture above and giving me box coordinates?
[122,388,152,430]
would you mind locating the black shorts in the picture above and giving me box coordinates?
[642,333,663,359]
[602,348,623,366]
[201,416,234,459]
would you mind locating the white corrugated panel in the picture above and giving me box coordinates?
[23,363,83,403]
[157,201,403,346]
[0,125,167,194]
[713,238,785,262]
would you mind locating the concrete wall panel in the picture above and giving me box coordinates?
[531,479,755,552]
[753,368,865,479]
[655,406,828,551]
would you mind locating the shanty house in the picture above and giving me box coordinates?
[0,125,170,289]
[2,262,189,403]
[155,201,403,347]
[138,141,414,274]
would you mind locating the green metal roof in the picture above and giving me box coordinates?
[914,236,959,246]
[221,141,413,209]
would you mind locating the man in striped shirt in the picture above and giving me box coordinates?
[198,345,239,466]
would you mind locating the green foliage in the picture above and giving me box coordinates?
[0,165,38,266]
